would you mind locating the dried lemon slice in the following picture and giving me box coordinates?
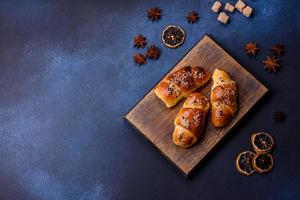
[162,25,185,48]
[235,151,256,176]
[253,153,274,173]
[251,132,274,154]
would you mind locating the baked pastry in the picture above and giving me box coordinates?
[211,69,237,127]
[173,92,210,148]
[154,66,211,108]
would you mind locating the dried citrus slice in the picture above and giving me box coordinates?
[251,132,274,154]
[235,151,256,176]
[162,25,185,48]
[253,153,274,173]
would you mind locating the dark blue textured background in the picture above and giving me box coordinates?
[0,0,299,199]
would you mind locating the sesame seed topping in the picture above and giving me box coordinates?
[180,115,191,129]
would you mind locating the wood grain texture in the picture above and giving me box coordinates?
[124,35,268,176]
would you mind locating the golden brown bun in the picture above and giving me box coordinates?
[211,69,237,127]
[173,92,210,148]
[155,66,211,108]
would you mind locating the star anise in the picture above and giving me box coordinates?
[245,42,259,56]
[270,44,284,57]
[147,7,161,21]
[146,45,161,59]
[273,111,286,123]
[263,56,280,72]
[187,11,199,23]
[133,53,146,65]
[133,34,147,48]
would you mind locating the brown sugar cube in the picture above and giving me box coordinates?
[225,3,235,12]
[243,6,253,17]
[217,12,229,24]
[211,1,222,13]
[235,0,246,12]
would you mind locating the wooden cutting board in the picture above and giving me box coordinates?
[124,35,268,176]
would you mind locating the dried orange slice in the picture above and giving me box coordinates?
[235,151,256,176]
[253,153,274,173]
[162,25,185,48]
[251,132,274,154]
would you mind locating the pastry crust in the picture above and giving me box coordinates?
[211,69,237,127]
[155,66,211,108]
[173,92,210,148]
